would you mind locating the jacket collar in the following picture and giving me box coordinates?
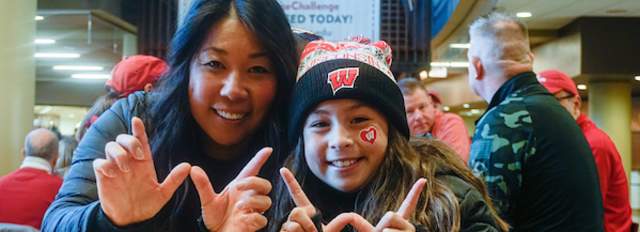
[476,72,544,125]
[576,114,590,127]
[20,156,53,174]
[487,71,538,109]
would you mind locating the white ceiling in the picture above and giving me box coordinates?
[35,11,135,106]
[432,0,640,70]
[427,0,640,111]
[496,0,640,29]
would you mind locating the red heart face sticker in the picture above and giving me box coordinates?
[360,127,377,144]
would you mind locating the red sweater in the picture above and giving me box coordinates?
[577,114,632,232]
[0,167,62,229]
[431,111,471,162]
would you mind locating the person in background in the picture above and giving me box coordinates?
[398,78,471,162]
[55,136,78,178]
[76,55,167,141]
[466,12,603,231]
[292,27,323,57]
[42,0,298,231]
[538,69,632,232]
[0,128,62,229]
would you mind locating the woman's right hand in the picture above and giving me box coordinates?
[191,147,275,232]
[93,117,191,226]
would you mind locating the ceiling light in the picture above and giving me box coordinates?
[35,53,80,59]
[430,61,469,68]
[419,70,428,80]
[634,76,640,81]
[430,62,450,67]
[35,15,44,21]
[449,62,469,68]
[443,106,450,111]
[516,12,532,18]
[606,9,627,14]
[34,39,56,44]
[428,67,447,78]
[577,84,587,90]
[39,106,52,114]
[71,73,110,79]
[54,65,103,71]
[463,103,470,108]
[450,43,470,49]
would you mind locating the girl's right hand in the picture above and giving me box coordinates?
[279,168,375,232]
[93,117,192,226]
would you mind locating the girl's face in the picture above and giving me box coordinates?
[189,15,277,148]
[303,99,388,192]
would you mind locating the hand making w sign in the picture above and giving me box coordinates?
[279,167,426,232]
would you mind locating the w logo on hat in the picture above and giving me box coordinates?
[327,67,359,94]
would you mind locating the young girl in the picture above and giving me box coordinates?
[270,40,509,231]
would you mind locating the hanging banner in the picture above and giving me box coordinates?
[279,0,381,41]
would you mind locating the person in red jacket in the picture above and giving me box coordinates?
[538,69,632,232]
[75,55,168,141]
[0,128,62,229]
[399,78,471,162]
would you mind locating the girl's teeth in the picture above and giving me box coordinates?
[331,159,357,168]
[216,110,245,120]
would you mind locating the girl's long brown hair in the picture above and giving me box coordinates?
[409,137,509,231]
[269,126,508,231]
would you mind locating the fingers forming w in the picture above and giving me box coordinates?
[234,147,273,180]
[280,168,312,207]
[190,166,219,206]
[397,178,426,219]
[159,162,191,199]
[130,117,151,161]
[325,213,374,232]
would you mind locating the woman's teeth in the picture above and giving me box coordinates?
[330,159,358,168]
[216,110,245,120]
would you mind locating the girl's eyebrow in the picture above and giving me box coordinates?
[310,102,367,115]
[347,103,365,111]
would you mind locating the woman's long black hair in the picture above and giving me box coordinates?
[143,0,297,228]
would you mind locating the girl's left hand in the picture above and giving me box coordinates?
[374,178,426,232]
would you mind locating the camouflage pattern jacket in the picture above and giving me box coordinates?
[469,72,604,231]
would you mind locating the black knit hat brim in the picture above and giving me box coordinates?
[288,59,409,146]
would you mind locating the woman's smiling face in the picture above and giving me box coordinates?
[189,14,277,149]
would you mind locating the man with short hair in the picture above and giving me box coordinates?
[398,78,470,161]
[466,13,603,230]
[538,69,632,232]
[0,128,63,229]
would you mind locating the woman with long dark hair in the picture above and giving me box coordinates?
[42,0,297,231]
[269,40,508,231]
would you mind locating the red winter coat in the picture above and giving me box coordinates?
[577,114,632,232]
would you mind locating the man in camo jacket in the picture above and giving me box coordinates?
[466,13,604,231]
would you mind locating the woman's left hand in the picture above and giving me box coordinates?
[190,147,273,232]
[374,178,426,232]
